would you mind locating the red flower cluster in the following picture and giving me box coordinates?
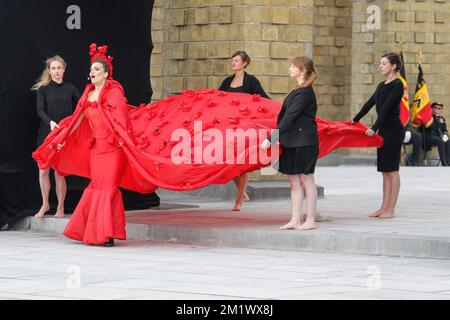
[89,43,114,79]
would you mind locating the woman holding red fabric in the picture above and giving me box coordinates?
[352,53,405,219]
[219,51,270,211]
[262,56,319,231]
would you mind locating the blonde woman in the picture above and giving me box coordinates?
[32,55,80,218]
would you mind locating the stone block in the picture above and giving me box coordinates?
[270,77,289,93]
[194,8,209,25]
[170,43,185,60]
[171,9,186,26]
[185,76,207,90]
[208,43,231,59]
[213,25,231,40]
[186,43,208,59]
[272,7,290,24]
[261,25,278,41]
[278,25,299,41]
[253,6,272,23]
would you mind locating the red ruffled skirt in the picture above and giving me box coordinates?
[63,137,127,245]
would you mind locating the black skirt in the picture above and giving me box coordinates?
[377,122,405,172]
[277,145,319,175]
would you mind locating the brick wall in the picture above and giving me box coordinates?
[151,0,450,162]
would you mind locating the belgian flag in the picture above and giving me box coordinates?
[411,64,433,128]
[398,52,410,126]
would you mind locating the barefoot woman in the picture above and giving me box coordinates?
[262,56,319,230]
[32,55,79,219]
[353,52,405,219]
[219,51,270,211]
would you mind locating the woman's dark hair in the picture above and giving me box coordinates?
[382,52,402,72]
[92,58,110,74]
[231,51,251,68]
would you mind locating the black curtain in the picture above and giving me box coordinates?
[0,0,159,228]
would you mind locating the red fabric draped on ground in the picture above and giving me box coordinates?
[33,85,383,193]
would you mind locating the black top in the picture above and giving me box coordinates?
[36,81,80,145]
[425,114,448,137]
[268,86,318,148]
[353,78,404,132]
[218,72,270,99]
[225,86,245,93]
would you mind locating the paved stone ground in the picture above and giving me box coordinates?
[1,231,450,300]
[1,166,450,299]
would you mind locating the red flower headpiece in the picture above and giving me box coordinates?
[89,43,113,79]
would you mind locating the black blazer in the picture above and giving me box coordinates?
[218,72,270,99]
[269,86,318,148]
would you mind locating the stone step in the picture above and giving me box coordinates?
[247,181,324,199]
[169,181,324,200]
[13,215,450,260]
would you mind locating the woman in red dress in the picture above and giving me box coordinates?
[58,45,127,246]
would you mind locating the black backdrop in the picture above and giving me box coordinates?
[0,0,159,228]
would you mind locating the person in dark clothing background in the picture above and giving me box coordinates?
[219,51,270,211]
[424,102,449,166]
[403,123,423,166]
[32,55,80,219]
[262,56,319,231]
[353,52,405,219]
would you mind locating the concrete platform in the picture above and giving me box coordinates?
[172,180,324,200]
[13,166,450,260]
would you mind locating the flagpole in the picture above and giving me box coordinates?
[417,51,422,66]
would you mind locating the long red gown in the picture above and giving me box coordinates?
[63,100,127,244]
[33,80,383,244]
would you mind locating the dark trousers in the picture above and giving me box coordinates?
[426,135,450,164]
[404,130,422,163]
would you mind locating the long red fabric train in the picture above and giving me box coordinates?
[33,80,383,194]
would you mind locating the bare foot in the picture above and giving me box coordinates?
[35,204,50,218]
[368,208,385,218]
[378,210,395,219]
[233,194,250,211]
[302,213,321,222]
[54,210,65,219]
[279,222,301,230]
[295,221,316,230]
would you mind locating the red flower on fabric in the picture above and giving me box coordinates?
[228,117,240,124]
[257,106,268,113]
[239,106,251,115]
[230,99,240,106]
[252,94,261,102]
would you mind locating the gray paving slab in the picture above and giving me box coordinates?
[1,231,450,299]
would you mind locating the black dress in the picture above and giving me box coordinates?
[269,86,319,175]
[353,78,405,172]
[218,72,270,98]
[36,81,80,146]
